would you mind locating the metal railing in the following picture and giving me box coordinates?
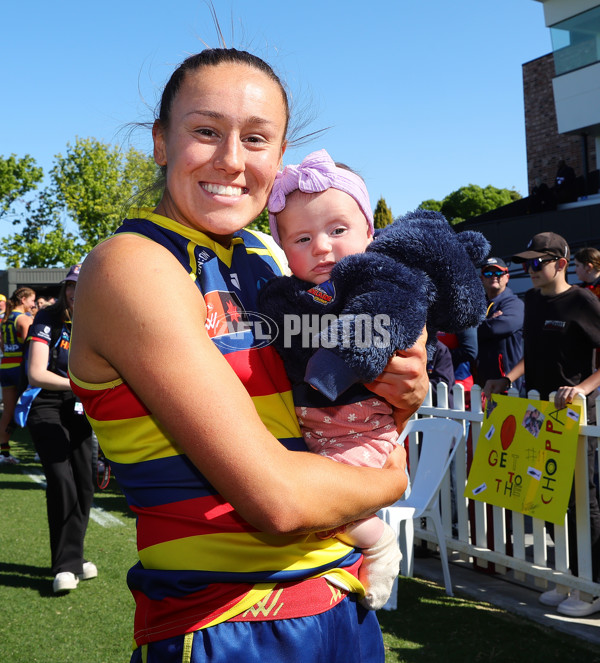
[410,382,600,599]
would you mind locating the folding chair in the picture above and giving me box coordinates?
[380,417,465,609]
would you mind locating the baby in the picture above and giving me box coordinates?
[263,149,404,610]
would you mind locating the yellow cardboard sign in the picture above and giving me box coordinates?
[464,395,581,524]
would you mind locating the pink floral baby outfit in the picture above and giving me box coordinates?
[296,397,398,468]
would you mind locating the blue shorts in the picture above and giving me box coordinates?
[0,366,20,388]
[130,595,384,663]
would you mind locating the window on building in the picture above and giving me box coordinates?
[550,5,600,76]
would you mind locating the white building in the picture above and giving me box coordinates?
[534,0,600,172]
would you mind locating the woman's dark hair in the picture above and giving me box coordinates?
[157,48,290,137]
[4,287,35,321]
[132,48,291,206]
[131,45,323,209]
[43,282,72,324]
[575,247,600,271]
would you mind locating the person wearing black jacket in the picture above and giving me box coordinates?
[27,265,97,594]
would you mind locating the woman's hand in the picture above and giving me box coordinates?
[365,327,428,426]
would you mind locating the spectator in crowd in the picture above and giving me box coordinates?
[574,247,600,299]
[476,257,524,395]
[36,295,56,310]
[0,294,6,347]
[484,232,600,617]
[0,286,36,464]
[553,158,577,204]
[427,339,455,408]
[529,178,556,213]
[575,247,600,368]
[438,327,477,408]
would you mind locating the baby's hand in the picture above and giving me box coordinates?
[365,327,428,424]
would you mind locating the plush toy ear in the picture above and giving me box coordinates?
[455,230,490,266]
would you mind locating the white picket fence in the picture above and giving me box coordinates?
[410,382,600,599]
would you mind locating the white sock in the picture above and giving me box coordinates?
[358,522,401,610]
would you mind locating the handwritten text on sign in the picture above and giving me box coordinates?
[465,395,580,524]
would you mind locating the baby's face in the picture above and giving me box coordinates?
[277,188,373,284]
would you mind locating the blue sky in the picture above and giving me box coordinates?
[1,0,551,246]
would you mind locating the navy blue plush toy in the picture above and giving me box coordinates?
[258,209,490,401]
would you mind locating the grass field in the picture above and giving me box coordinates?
[2,430,599,663]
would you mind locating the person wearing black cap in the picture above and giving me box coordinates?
[475,257,524,394]
[26,265,97,593]
[484,232,600,617]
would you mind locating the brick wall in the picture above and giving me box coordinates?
[522,53,597,194]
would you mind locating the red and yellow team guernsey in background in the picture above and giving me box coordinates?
[1,310,28,371]
[70,209,363,647]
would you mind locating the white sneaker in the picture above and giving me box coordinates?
[539,587,569,606]
[79,561,98,581]
[557,590,600,617]
[53,572,79,593]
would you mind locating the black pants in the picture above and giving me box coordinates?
[566,437,600,583]
[28,391,94,576]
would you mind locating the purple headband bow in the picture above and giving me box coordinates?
[267,149,374,246]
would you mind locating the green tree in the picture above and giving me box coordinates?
[419,184,521,225]
[0,190,80,268]
[50,137,160,251]
[373,197,393,229]
[0,154,43,219]
[419,199,442,212]
[1,138,160,267]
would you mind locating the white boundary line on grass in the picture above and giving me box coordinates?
[24,468,125,528]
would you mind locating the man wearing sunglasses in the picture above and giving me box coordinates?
[484,231,600,617]
[475,257,524,394]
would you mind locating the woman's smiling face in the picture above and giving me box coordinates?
[152,62,287,244]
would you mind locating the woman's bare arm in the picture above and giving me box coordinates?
[70,234,410,535]
[16,313,33,343]
[28,341,71,390]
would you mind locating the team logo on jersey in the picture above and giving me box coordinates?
[59,329,70,351]
[195,248,213,276]
[205,291,245,338]
[306,280,336,305]
[204,291,278,349]
[37,325,52,343]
